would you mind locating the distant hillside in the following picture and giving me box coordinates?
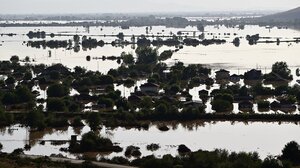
[260,7,300,22]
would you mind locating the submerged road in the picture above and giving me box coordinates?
[21,154,138,168]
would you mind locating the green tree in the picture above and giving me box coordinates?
[71,116,84,127]
[262,156,283,168]
[47,98,67,112]
[79,131,113,152]
[15,86,34,103]
[167,84,180,95]
[159,50,173,61]
[212,99,233,112]
[74,66,86,76]
[155,103,168,115]
[281,141,300,165]
[2,92,18,105]
[23,71,33,81]
[136,46,158,64]
[121,52,135,65]
[98,97,114,108]
[5,76,16,85]
[0,109,13,125]
[10,55,19,63]
[87,112,101,130]
[49,70,60,80]
[27,109,46,129]
[271,62,293,80]
[47,83,70,97]
[98,75,114,85]
[141,96,153,109]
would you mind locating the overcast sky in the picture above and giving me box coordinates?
[1,0,300,14]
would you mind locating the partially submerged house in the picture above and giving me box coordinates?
[244,69,262,80]
[128,94,143,104]
[215,69,230,80]
[270,100,297,112]
[91,86,106,95]
[198,89,209,96]
[229,74,241,83]
[140,82,159,94]
[238,101,253,111]
[183,100,204,108]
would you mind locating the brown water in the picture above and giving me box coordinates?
[1,122,300,159]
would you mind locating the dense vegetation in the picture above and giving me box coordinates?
[69,131,122,153]
[97,141,300,168]
[0,52,299,130]
[2,140,300,168]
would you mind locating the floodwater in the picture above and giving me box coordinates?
[0,25,300,73]
[0,121,300,159]
[1,23,300,159]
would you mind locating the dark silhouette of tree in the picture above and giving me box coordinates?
[136,46,158,64]
[212,99,233,112]
[159,50,173,61]
[262,156,283,168]
[272,62,292,80]
[27,109,46,129]
[47,83,70,98]
[47,98,67,112]
[5,76,16,85]
[79,131,116,152]
[121,52,134,65]
[281,141,300,164]
[87,112,101,130]
[10,55,19,63]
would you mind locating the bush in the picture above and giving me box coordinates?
[125,146,141,158]
[178,144,191,154]
[146,144,160,151]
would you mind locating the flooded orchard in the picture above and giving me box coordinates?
[1,121,300,159]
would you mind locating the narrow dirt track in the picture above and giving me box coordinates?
[21,154,138,168]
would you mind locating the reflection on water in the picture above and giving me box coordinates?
[0,25,300,72]
[1,24,300,160]
[1,121,300,159]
